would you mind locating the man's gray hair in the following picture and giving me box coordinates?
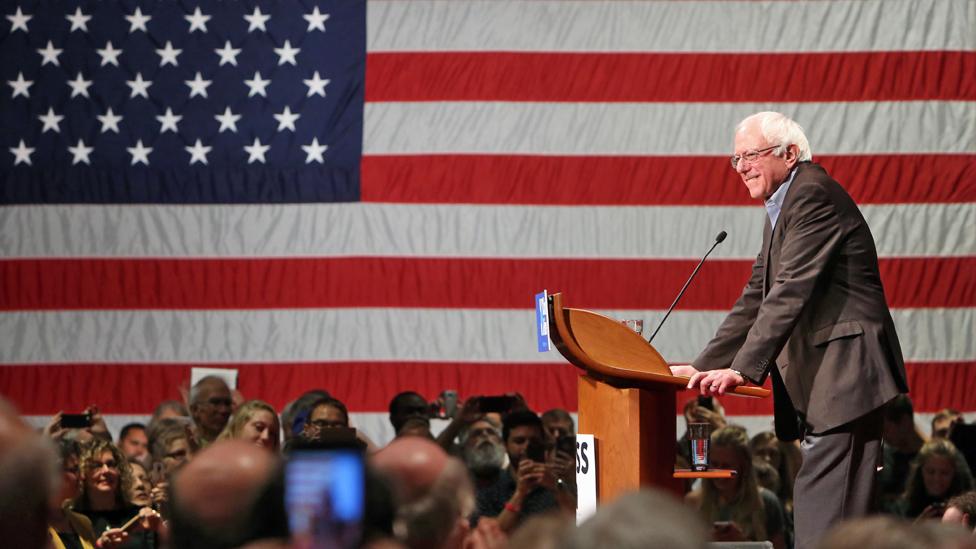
[458,416,502,447]
[736,111,813,162]
[189,375,230,406]
[562,489,708,549]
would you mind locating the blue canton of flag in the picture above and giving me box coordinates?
[1,0,364,204]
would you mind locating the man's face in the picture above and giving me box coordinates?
[120,427,149,460]
[733,122,794,200]
[304,404,347,439]
[543,418,573,442]
[192,382,233,436]
[505,425,542,468]
[464,420,505,474]
[391,395,429,431]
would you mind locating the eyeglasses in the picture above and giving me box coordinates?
[307,419,346,430]
[730,145,779,168]
[86,459,118,471]
[205,397,233,408]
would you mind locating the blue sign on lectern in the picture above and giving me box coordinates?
[535,290,551,352]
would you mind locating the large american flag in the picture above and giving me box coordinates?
[1,1,974,444]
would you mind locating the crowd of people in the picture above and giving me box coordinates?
[1,377,974,549]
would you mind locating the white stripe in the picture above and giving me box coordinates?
[364,101,976,156]
[2,203,971,259]
[367,1,976,53]
[1,308,970,365]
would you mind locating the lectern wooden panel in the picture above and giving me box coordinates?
[547,292,769,504]
[578,376,682,500]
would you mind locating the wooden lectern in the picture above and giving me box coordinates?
[547,292,769,502]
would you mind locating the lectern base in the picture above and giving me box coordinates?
[577,375,682,502]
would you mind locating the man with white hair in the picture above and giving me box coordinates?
[671,112,909,549]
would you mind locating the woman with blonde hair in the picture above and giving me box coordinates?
[73,439,161,548]
[218,399,281,452]
[686,427,786,549]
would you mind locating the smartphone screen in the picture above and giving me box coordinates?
[61,413,91,429]
[479,395,516,414]
[285,449,365,549]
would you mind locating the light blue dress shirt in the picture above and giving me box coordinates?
[764,167,798,230]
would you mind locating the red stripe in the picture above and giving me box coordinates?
[361,154,976,205]
[2,257,971,311]
[366,51,976,102]
[1,361,970,415]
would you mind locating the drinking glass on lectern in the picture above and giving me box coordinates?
[689,422,712,471]
[620,319,644,335]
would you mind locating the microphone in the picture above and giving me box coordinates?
[647,230,728,343]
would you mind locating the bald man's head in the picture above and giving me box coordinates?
[0,397,56,549]
[170,440,288,549]
[372,437,473,549]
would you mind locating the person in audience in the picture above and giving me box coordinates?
[750,431,798,514]
[188,376,233,448]
[149,418,196,475]
[48,439,98,549]
[879,395,927,510]
[817,515,975,549]
[372,436,475,549]
[389,391,431,436]
[280,389,331,442]
[897,438,975,519]
[169,440,289,549]
[1,397,57,549]
[147,417,197,514]
[291,395,378,453]
[150,400,189,425]
[303,396,351,435]
[540,409,574,442]
[686,426,787,549]
[217,400,281,452]
[473,410,565,532]
[462,417,508,484]
[73,440,162,549]
[753,459,782,499]
[119,423,149,463]
[941,490,976,531]
[565,489,709,549]
[932,409,963,440]
[506,514,569,549]
[127,458,152,508]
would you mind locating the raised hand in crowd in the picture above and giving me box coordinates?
[43,411,68,439]
[514,456,546,497]
[712,520,747,543]
[463,517,507,549]
[436,395,485,451]
[95,507,164,549]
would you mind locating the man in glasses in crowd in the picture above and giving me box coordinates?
[670,111,909,549]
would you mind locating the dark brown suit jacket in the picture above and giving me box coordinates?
[692,162,909,439]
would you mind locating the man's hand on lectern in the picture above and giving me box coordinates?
[669,364,698,378]
[687,368,745,396]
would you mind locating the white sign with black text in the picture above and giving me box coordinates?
[575,434,597,524]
